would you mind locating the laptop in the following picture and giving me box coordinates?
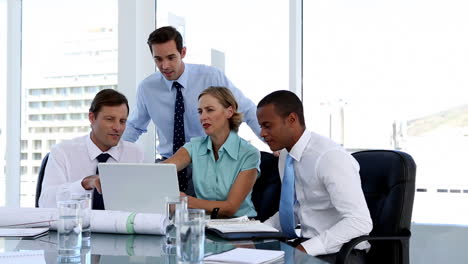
[98,163,179,214]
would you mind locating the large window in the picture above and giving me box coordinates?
[303,0,468,225]
[156,0,289,151]
[19,0,118,207]
[0,0,7,206]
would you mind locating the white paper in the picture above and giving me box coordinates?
[204,248,284,264]
[0,207,166,235]
[0,250,46,264]
[207,217,279,233]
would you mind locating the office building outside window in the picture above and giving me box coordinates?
[19,0,118,207]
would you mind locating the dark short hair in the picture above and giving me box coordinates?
[198,86,243,132]
[89,89,129,116]
[257,90,305,127]
[147,26,183,54]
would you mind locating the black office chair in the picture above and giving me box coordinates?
[336,150,416,264]
[35,152,50,208]
[251,151,281,222]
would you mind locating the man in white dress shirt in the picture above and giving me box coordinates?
[39,89,144,208]
[256,90,372,264]
[122,26,260,194]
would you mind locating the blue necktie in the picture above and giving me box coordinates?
[280,154,298,239]
[173,81,188,192]
[92,153,111,210]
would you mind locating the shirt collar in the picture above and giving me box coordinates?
[198,131,240,160]
[288,130,312,162]
[162,63,189,91]
[86,133,121,162]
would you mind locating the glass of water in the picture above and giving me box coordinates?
[176,209,205,264]
[164,196,188,252]
[57,200,82,261]
[71,192,92,246]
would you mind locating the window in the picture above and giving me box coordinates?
[70,113,81,120]
[29,102,41,109]
[70,87,82,94]
[19,0,118,207]
[20,153,28,160]
[33,140,42,151]
[0,0,6,206]
[32,153,42,161]
[156,0,289,151]
[303,0,468,225]
[47,140,56,148]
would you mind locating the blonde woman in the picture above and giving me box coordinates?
[164,86,260,218]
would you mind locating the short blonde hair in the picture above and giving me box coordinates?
[198,86,243,132]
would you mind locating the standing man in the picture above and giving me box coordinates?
[39,89,144,208]
[256,90,372,264]
[123,26,260,193]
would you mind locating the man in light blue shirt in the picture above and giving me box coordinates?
[123,26,260,192]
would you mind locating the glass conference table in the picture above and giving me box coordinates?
[0,232,327,264]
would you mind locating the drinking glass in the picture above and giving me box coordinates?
[57,200,82,261]
[176,209,205,264]
[71,192,92,246]
[164,196,188,253]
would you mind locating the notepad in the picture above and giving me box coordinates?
[206,216,282,240]
[0,227,49,239]
[207,216,279,233]
[0,250,46,264]
[204,248,284,264]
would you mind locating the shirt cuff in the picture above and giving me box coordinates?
[68,178,88,195]
[301,236,327,256]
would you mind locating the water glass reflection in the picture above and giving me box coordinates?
[176,209,205,264]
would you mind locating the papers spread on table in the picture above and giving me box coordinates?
[0,228,49,239]
[207,216,279,233]
[204,248,284,264]
[0,250,46,264]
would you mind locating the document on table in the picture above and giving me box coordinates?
[0,228,49,239]
[207,216,279,233]
[0,250,46,264]
[204,248,284,264]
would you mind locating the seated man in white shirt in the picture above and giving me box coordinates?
[256,90,372,264]
[39,89,144,208]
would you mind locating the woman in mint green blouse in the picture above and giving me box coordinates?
[164,86,260,218]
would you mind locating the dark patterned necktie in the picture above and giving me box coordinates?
[173,81,188,192]
[92,153,111,210]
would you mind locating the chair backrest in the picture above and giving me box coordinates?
[35,152,50,208]
[251,151,281,222]
[352,150,416,262]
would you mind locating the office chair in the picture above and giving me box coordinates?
[35,152,50,208]
[336,150,416,264]
[251,151,281,222]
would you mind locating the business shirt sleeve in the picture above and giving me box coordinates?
[240,148,261,174]
[122,84,152,142]
[215,70,261,138]
[38,147,87,208]
[301,150,373,256]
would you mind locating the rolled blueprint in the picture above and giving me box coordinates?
[0,207,166,235]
